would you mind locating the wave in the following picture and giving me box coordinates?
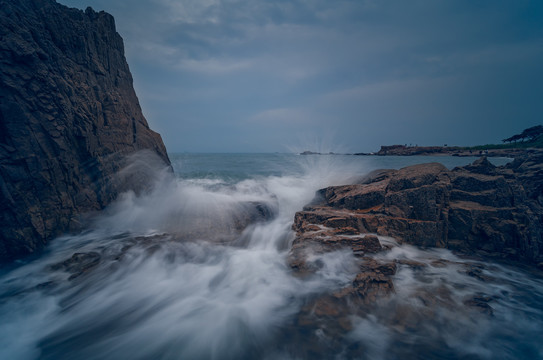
[0,153,541,359]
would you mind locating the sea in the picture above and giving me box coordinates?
[1,153,542,360]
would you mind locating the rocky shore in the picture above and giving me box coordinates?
[286,154,543,350]
[291,154,543,266]
[288,154,541,325]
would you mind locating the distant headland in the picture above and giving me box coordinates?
[374,125,543,157]
[301,125,543,157]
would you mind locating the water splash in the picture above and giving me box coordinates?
[0,153,539,359]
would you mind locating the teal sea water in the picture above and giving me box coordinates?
[170,153,512,183]
[0,153,541,359]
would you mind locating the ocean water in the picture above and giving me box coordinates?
[0,153,541,359]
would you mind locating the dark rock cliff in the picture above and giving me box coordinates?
[0,0,171,262]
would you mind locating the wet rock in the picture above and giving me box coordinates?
[50,252,101,280]
[351,235,382,256]
[169,200,277,245]
[333,226,359,235]
[359,258,397,276]
[293,155,543,265]
[292,258,398,346]
[459,263,496,283]
[288,225,383,273]
[352,270,395,304]
[463,294,494,316]
[0,0,171,262]
[396,259,427,269]
[47,233,174,281]
[318,182,387,211]
[286,154,543,339]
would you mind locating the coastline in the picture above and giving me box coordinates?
[372,144,543,157]
[300,145,543,158]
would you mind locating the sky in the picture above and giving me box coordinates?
[58,0,543,153]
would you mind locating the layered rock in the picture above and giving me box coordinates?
[0,0,171,262]
[291,155,543,266]
[287,155,543,346]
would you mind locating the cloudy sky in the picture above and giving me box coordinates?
[58,0,543,153]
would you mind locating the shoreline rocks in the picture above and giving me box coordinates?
[290,155,543,268]
[287,154,543,349]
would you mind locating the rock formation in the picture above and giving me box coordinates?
[0,0,171,262]
[288,155,543,346]
[291,155,543,268]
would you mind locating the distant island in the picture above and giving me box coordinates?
[299,151,339,155]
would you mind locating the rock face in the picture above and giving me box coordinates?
[287,155,543,348]
[0,0,171,262]
[291,155,543,267]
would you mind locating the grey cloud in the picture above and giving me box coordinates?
[59,0,543,152]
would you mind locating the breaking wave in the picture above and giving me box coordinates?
[0,153,541,359]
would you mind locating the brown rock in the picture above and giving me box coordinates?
[318,182,387,211]
[350,235,382,255]
[396,259,427,269]
[287,154,542,342]
[359,258,397,276]
[386,162,448,192]
[294,257,398,340]
[352,271,395,303]
[333,226,359,235]
[292,155,543,266]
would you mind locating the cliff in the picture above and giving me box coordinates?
[0,0,171,262]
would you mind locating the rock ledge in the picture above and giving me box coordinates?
[291,155,543,267]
